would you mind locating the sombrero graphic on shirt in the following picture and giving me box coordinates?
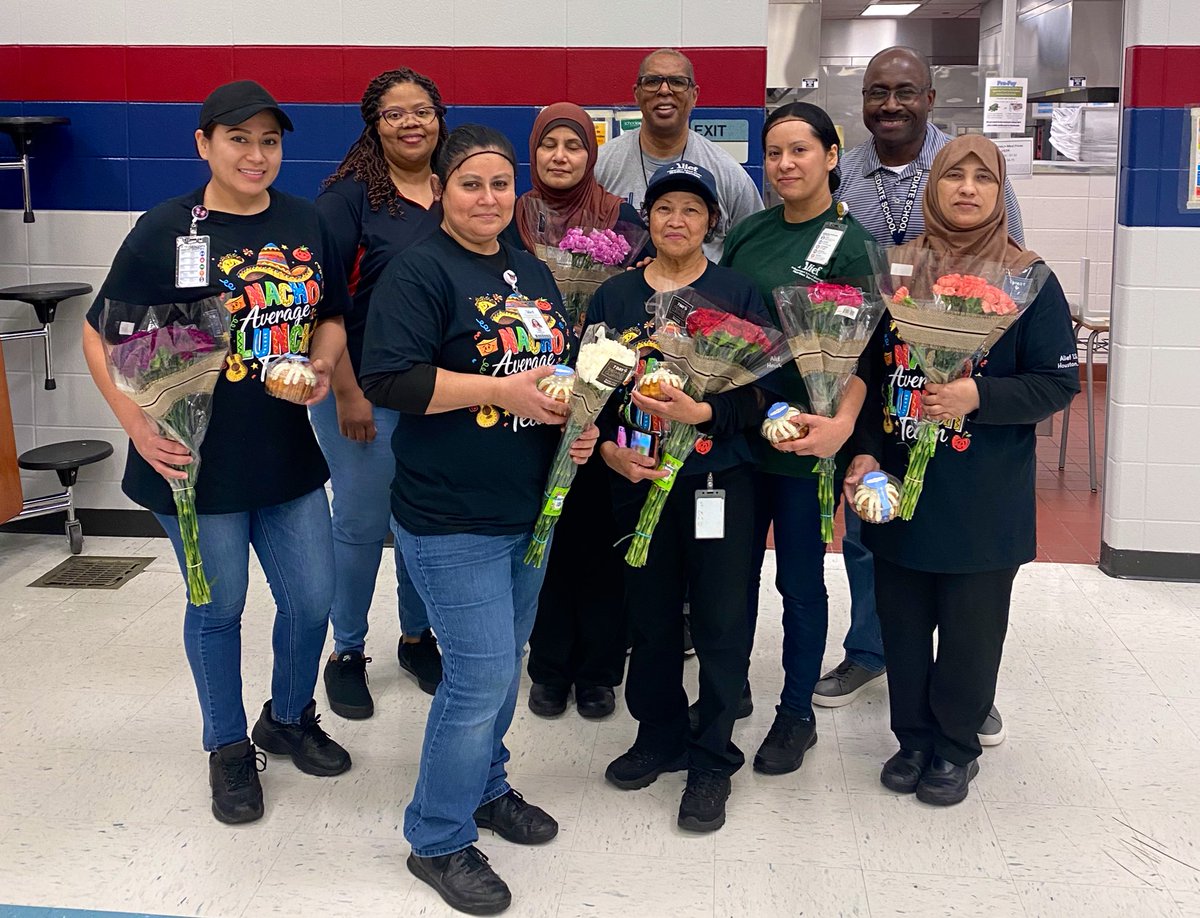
[236,243,314,282]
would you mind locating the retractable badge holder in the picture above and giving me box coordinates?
[176,204,210,289]
[505,269,553,342]
[806,201,849,269]
[695,472,726,540]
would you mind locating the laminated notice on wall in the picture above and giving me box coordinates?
[1189,108,1200,210]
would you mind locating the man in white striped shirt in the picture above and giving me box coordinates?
[820,47,1016,747]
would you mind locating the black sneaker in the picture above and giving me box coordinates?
[880,748,931,794]
[915,755,979,806]
[978,704,1006,746]
[753,706,817,775]
[688,681,753,733]
[528,682,569,718]
[251,699,352,777]
[812,658,886,708]
[398,629,443,696]
[605,745,688,790]
[575,685,615,719]
[677,768,731,833]
[407,845,511,916]
[323,651,374,720]
[208,738,265,825]
[474,788,558,845]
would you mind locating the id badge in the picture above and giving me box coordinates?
[695,489,726,540]
[805,223,846,267]
[513,300,553,341]
[175,235,210,288]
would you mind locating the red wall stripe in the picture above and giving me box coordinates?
[1124,45,1200,109]
[0,44,766,107]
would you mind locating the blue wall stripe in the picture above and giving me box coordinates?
[1119,106,1200,228]
[0,102,765,213]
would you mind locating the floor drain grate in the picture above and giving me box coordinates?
[29,556,155,590]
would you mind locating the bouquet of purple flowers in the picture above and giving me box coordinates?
[101,297,228,604]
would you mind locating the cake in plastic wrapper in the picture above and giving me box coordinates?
[761,401,810,444]
[636,361,686,401]
[853,471,902,524]
[538,365,576,403]
[264,356,317,403]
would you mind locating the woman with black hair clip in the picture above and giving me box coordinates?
[720,102,875,776]
[314,69,449,718]
[360,124,598,916]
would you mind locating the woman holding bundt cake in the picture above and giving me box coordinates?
[81,80,352,827]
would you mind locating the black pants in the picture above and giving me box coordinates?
[873,556,1017,765]
[618,464,755,776]
[528,459,627,690]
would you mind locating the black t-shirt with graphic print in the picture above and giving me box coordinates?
[87,187,347,515]
[360,229,575,537]
[851,265,1080,573]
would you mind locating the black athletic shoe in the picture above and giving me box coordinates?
[251,699,352,777]
[753,706,817,775]
[398,629,443,695]
[575,685,615,719]
[528,682,569,717]
[915,756,979,806]
[208,738,265,825]
[677,768,731,833]
[323,650,374,720]
[880,748,931,794]
[688,681,753,733]
[474,788,558,845]
[407,845,511,915]
[605,745,688,790]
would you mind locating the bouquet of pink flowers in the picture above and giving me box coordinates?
[869,247,1046,519]
[773,279,886,542]
[101,296,229,604]
[624,289,787,567]
[516,198,648,331]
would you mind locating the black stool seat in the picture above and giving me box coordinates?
[19,439,113,476]
[0,282,93,324]
[0,116,70,146]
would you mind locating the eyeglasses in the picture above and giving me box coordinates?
[636,74,696,93]
[862,86,929,104]
[379,107,441,127]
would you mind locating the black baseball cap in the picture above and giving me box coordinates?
[644,160,720,210]
[198,80,294,132]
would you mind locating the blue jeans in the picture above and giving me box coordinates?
[747,473,831,718]
[155,487,334,751]
[309,396,429,653]
[841,507,886,673]
[396,524,548,858]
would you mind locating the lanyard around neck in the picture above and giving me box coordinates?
[874,168,923,246]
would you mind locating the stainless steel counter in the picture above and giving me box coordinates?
[1032,161,1118,175]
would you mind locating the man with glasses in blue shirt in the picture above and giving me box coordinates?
[595,48,763,260]
[827,46,1019,747]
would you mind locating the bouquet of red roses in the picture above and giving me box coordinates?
[624,288,787,567]
[869,248,1046,519]
[773,279,886,542]
[101,296,228,604]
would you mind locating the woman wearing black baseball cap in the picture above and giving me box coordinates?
[82,80,353,825]
[589,160,766,833]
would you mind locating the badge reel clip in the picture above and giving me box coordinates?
[504,269,553,343]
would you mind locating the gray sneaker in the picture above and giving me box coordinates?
[978,705,1006,746]
[812,658,886,708]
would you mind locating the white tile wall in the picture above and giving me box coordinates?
[1143,520,1200,554]
[12,0,769,47]
[1167,0,1200,45]
[1106,343,1151,406]
[1124,0,1172,45]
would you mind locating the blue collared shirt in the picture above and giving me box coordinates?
[836,123,1025,248]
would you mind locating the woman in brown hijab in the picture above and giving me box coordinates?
[843,135,1080,806]
[514,104,646,721]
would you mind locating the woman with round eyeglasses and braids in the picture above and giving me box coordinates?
[313,69,450,720]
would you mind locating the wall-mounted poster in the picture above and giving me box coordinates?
[984,78,1029,134]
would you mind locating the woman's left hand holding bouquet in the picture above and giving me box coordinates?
[630,383,712,425]
[923,378,979,422]
[770,411,854,457]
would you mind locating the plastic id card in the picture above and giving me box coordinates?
[175,235,210,288]
[515,304,553,341]
[805,223,846,267]
[694,489,726,540]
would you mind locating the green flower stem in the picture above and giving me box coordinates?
[624,419,699,568]
[817,456,836,544]
[524,418,587,568]
[898,419,940,521]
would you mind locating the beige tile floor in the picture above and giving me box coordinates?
[0,532,1198,917]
